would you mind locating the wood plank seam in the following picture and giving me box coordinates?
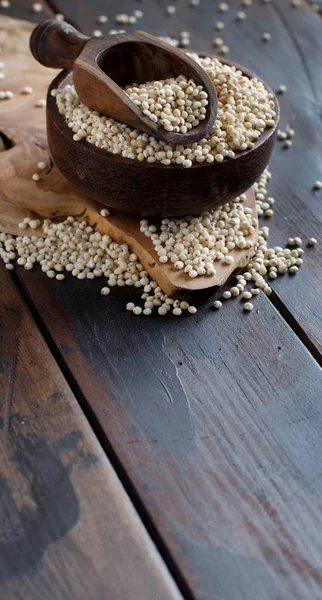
[269,290,322,367]
[0,262,184,600]
[7,267,196,600]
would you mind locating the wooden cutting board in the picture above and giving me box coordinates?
[0,16,258,300]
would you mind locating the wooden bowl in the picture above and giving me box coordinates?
[47,57,279,217]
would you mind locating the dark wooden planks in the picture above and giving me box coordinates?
[48,0,322,356]
[0,263,182,600]
[14,266,322,600]
[4,1,322,598]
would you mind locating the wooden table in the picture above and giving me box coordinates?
[1,1,322,599]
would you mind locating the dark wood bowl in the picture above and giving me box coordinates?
[47,57,279,217]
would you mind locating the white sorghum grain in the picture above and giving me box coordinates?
[220,45,229,55]
[0,0,10,6]
[179,32,190,48]
[30,219,40,229]
[213,37,224,47]
[165,5,176,15]
[124,76,208,134]
[277,84,287,94]
[160,36,179,47]
[215,21,225,30]
[140,193,257,276]
[38,161,47,169]
[244,302,253,311]
[230,286,240,296]
[213,300,222,309]
[188,305,197,314]
[283,139,292,149]
[242,291,252,299]
[100,208,110,216]
[277,130,287,140]
[115,14,129,24]
[55,13,64,19]
[262,32,272,42]
[35,99,46,107]
[0,90,14,99]
[97,15,108,23]
[101,286,110,295]
[55,52,276,167]
[32,3,43,12]
[92,30,103,37]
[307,238,317,246]
[218,2,229,11]
[313,181,322,190]
[21,85,33,94]
[236,11,246,20]
[223,291,231,299]
[32,173,40,181]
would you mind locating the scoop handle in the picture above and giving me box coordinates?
[30,20,90,70]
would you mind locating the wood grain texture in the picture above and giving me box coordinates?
[2,5,322,600]
[31,21,218,146]
[29,18,89,69]
[50,0,322,352]
[15,263,322,600]
[0,262,183,600]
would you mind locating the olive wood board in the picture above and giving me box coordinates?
[0,16,258,300]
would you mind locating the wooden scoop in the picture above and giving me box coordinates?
[30,20,217,145]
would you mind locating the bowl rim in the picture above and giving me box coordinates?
[48,52,280,171]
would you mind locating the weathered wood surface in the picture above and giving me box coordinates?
[2,1,322,599]
[16,265,322,600]
[0,261,183,600]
